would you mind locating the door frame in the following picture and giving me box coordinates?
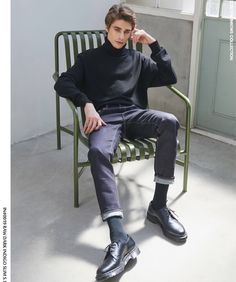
[190,0,235,131]
[188,0,205,127]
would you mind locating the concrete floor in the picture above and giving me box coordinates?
[11,129,236,282]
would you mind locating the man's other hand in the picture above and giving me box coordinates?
[83,103,107,134]
[131,29,156,45]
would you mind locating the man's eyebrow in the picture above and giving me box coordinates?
[113,26,132,32]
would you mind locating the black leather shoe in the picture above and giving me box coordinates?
[96,235,140,281]
[147,202,187,242]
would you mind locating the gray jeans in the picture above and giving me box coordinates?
[88,105,179,221]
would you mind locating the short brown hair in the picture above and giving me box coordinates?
[105,4,136,30]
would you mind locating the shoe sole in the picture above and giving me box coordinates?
[147,211,187,243]
[96,245,140,281]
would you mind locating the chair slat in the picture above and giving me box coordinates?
[79,32,86,52]
[117,142,128,162]
[128,39,133,49]
[136,42,142,52]
[95,31,102,47]
[134,139,151,159]
[62,32,72,69]
[71,32,79,63]
[112,152,118,163]
[127,139,146,160]
[177,140,181,154]
[122,139,137,161]
[87,32,94,49]
[102,30,107,38]
[141,138,155,159]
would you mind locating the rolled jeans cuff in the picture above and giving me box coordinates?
[102,209,124,221]
[154,175,175,185]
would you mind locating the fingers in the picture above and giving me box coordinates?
[84,118,97,134]
[131,29,144,44]
[83,103,107,134]
[131,29,155,45]
[101,119,107,126]
[83,117,107,135]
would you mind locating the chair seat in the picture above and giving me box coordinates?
[112,137,181,163]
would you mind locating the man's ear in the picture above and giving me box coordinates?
[105,26,109,33]
[130,26,135,38]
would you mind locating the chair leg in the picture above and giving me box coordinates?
[56,94,61,150]
[183,126,190,193]
[74,167,86,207]
[74,166,79,207]
[73,123,79,207]
[182,155,189,193]
[114,163,124,177]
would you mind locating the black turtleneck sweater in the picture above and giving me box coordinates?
[54,38,177,110]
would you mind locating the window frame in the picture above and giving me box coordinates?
[124,0,195,20]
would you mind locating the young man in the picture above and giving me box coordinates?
[55,4,187,281]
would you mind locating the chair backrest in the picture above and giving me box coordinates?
[54,30,143,75]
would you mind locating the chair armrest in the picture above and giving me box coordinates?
[53,72,88,147]
[167,85,191,130]
[66,99,89,147]
[167,85,191,114]
[53,72,59,81]
[167,85,191,155]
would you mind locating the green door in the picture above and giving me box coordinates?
[196,1,236,138]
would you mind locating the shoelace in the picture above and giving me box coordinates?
[166,207,179,219]
[104,242,119,258]
[160,206,178,218]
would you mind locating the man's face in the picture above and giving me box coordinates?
[106,19,133,49]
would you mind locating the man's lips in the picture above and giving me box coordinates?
[115,41,124,45]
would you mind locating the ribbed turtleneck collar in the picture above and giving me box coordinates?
[102,37,128,57]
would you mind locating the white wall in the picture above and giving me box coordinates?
[11,0,119,144]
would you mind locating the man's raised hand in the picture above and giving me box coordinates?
[131,29,156,45]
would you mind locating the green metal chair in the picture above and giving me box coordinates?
[53,30,191,207]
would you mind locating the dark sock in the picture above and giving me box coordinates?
[152,183,169,210]
[107,216,127,243]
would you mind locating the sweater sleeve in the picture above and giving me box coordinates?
[54,54,91,107]
[140,40,177,88]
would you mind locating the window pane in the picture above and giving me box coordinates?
[182,0,195,14]
[126,0,156,8]
[158,0,183,10]
[205,0,221,17]
[125,0,195,13]
[221,1,236,19]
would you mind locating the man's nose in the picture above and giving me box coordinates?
[118,32,125,40]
